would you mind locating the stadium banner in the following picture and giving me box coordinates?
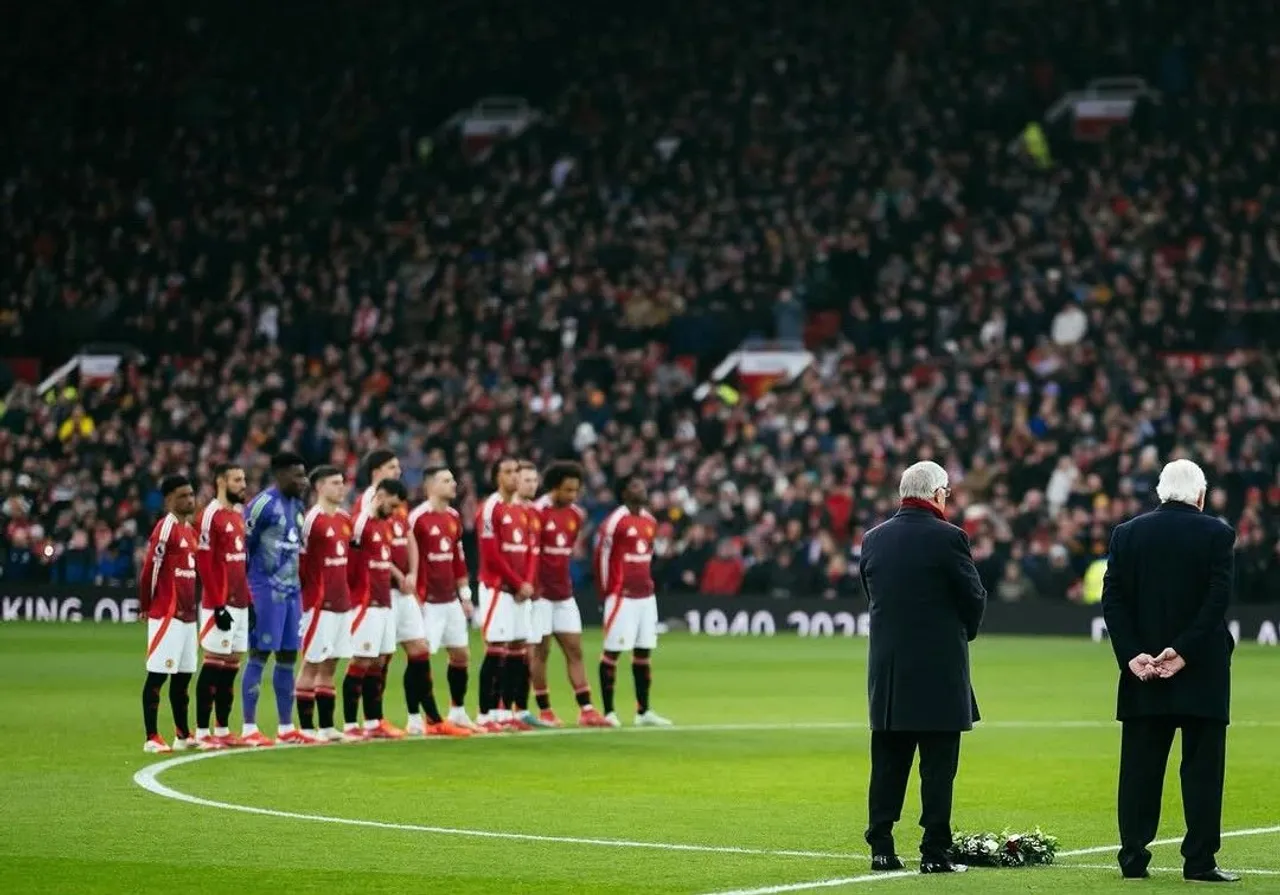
[658,597,1280,647]
[1,585,141,623]
[3,585,1278,647]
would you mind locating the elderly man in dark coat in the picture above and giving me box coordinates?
[1101,459,1238,883]
[858,460,986,875]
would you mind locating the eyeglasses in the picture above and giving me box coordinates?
[938,486,952,498]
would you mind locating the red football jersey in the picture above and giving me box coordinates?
[476,492,529,593]
[300,506,352,613]
[349,511,394,609]
[139,514,199,622]
[408,501,468,604]
[533,495,584,601]
[196,501,249,609]
[522,502,540,588]
[354,485,410,574]
[594,506,658,600]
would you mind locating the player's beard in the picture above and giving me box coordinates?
[229,489,247,506]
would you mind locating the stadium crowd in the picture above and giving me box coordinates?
[3,0,1280,603]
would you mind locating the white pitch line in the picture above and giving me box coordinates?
[1059,824,1280,857]
[133,719,1280,892]
[1066,863,1280,876]
[692,873,914,895]
[133,731,866,862]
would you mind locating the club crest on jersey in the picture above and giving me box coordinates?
[569,520,577,533]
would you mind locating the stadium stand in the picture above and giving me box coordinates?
[2,0,1279,604]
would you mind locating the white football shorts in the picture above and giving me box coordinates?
[601,595,658,653]
[350,605,396,658]
[393,589,426,643]
[198,605,249,656]
[146,618,198,674]
[300,608,352,664]
[478,584,516,644]
[423,600,469,652]
[532,597,583,639]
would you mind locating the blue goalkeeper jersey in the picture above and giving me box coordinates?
[244,486,304,602]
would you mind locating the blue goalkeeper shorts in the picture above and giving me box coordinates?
[248,589,302,653]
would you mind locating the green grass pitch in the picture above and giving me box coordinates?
[1,624,1278,894]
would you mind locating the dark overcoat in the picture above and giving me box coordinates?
[859,506,987,732]
[1100,502,1236,724]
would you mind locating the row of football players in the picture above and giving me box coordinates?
[138,451,671,751]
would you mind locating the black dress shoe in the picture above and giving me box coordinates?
[920,859,968,874]
[870,855,905,872]
[1184,869,1241,883]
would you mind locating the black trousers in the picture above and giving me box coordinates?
[1118,716,1226,877]
[865,730,961,860]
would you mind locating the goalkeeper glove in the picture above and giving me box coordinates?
[214,605,233,631]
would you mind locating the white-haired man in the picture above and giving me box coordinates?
[858,460,986,875]
[1101,458,1238,883]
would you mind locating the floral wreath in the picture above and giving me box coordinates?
[949,829,1059,867]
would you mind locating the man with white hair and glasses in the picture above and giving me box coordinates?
[1101,459,1239,883]
[858,460,986,875]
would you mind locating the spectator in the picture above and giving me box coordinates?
[52,529,94,584]
[996,561,1040,603]
[5,528,38,582]
[2,0,1280,604]
[1030,546,1080,602]
[700,540,745,597]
